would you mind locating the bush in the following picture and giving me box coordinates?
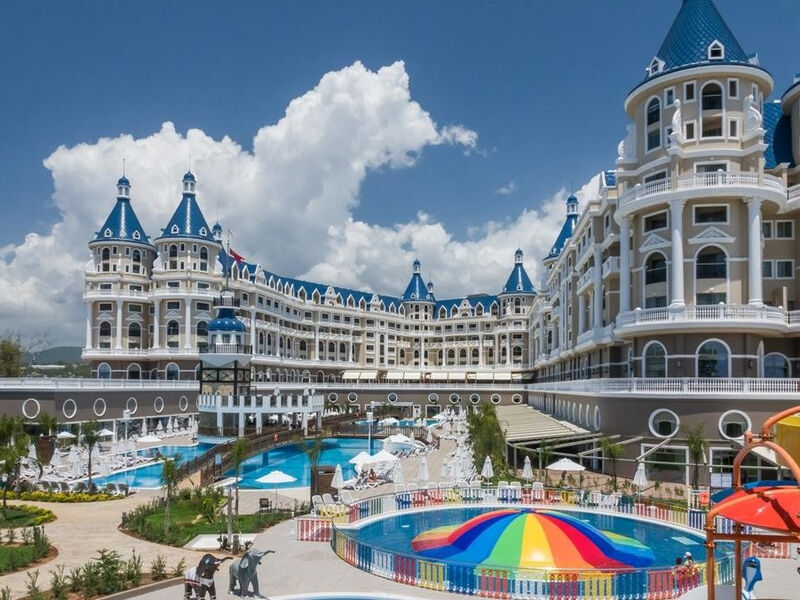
[25,569,44,600]
[3,490,118,503]
[95,548,125,595]
[0,504,56,527]
[124,550,142,588]
[150,554,167,581]
[172,557,187,577]
[49,564,69,600]
[0,526,51,574]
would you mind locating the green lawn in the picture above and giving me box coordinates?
[0,505,54,528]
[124,498,291,547]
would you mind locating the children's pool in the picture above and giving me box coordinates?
[91,442,215,489]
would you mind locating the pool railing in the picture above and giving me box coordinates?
[297,485,740,599]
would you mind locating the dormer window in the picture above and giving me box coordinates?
[708,41,724,61]
[199,227,207,237]
[171,224,179,234]
[133,231,140,240]
[648,57,664,76]
[104,229,112,238]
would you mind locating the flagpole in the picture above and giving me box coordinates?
[225,230,231,291]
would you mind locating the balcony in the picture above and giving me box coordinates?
[616,303,790,335]
[788,183,800,205]
[529,377,800,398]
[619,172,786,211]
[601,256,620,278]
[199,344,252,354]
[576,267,595,293]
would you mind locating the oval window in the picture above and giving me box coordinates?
[511,394,522,405]
[126,397,138,415]
[93,397,107,417]
[347,392,358,404]
[22,398,41,420]
[179,396,189,412]
[718,410,751,440]
[490,394,501,405]
[327,392,338,404]
[387,392,398,403]
[154,396,165,413]
[428,393,439,404]
[469,393,480,405]
[62,398,77,419]
[649,408,680,438]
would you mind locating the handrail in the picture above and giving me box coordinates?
[620,171,786,205]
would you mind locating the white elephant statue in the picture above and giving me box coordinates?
[229,548,274,597]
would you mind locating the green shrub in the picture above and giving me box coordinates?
[49,564,69,600]
[125,549,143,588]
[173,557,187,577]
[150,554,167,581]
[3,490,118,503]
[25,569,44,600]
[95,548,125,595]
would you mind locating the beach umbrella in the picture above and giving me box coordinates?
[136,434,162,444]
[331,464,344,491]
[49,450,61,468]
[141,420,148,436]
[392,461,404,485]
[522,456,534,481]
[633,462,648,492]
[255,469,297,509]
[426,429,433,444]
[441,460,450,481]
[349,451,372,465]
[68,446,79,464]
[417,457,429,485]
[410,508,655,569]
[546,458,586,472]
[99,457,111,477]
[71,458,82,479]
[56,431,76,440]
[27,443,37,462]
[97,428,114,438]
[155,420,164,433]
[481,456,494,480]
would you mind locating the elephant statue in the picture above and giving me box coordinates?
[229,548,275,597]
[184,554,231,600]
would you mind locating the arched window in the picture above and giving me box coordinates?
[127,364,141,380]
[764,353,790,378]
[697,340,729,378]
[646,97,661,151]
[199,246,208,270]
[196,321,207,337]
[98,363,111,379]
[128,323,141,349]
[168,244,178,269]
[166,363,180,380]
[101,247,110,272]
[167,320,180,336]
[643,342,667,378]
[99,321,111,338]
[696,246,727,304]
[701,83,723,137]
[644,252,668,308]
[131,249,141,273]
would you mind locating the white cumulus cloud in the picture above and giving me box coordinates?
[495,181,517,195]
[0,59,597,345]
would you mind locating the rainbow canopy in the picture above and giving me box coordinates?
[411,509,654,570]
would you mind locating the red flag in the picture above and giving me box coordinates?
[229,248,245,263]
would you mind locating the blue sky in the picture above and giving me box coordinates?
[2,1,800,344]
[3,0,799,245]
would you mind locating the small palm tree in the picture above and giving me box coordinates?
[686,423,709,491]
[302,435,326,504]
[81,420,102,494]
[601,437,625,491]
[230,438,250,517]
[537,443,554,479]
[159,453,182,533]
[37,413,58,437]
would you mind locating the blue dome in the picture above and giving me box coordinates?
[117,176,130,186]
[212,222,223,232]
[207,308,246,333]
[183,171,196,182]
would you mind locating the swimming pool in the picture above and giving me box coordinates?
[348,506,728,570]
[230,437,376,489]
[92,442,215,489]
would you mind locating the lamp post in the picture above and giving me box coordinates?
[121,409,131,459]
[367,400,375,453]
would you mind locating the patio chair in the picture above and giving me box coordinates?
[104,483,118,495]
[59,482,71,493]
[340,490,356,504]
[258,497,272,513]
[117,483,130,496]
[74,481,87,493]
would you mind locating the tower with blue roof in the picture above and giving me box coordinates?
[544,195,579,265]
[402,259,436,320]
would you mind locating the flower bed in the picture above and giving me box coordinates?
[4,490,120,503]
[0,505,56,528]
[0,526,52,574]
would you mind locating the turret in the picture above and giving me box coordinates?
[501,249,536,295]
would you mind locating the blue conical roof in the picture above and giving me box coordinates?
[208,307,246,333]
[402,260,434,302]
[93,187,151,246]
[545,213,578,261]
[644,0,750,83]
[158,194,215,242]
[501,252,535,295]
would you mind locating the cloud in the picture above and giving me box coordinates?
[0,59,597,345]
[495,181,517,195]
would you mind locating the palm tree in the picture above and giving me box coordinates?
[537,443,554,479]
[37,413,58,437]
[159,453,182,533]
[686,423,709,491]
[81,420,102,494]
[301,435,326,504]
[601,436,625,491]
[230,438,250,517]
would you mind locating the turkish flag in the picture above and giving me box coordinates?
[229,248,245,263]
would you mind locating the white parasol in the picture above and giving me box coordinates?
[417,457,429,485]
[255,469,297,508]
[522,455,534,481]
[546,458,585,472]
[481,456,494,480]
[331,464,344,491]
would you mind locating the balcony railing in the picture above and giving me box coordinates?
[576,267,594,291]
[530,377,800,396]
[788,183,800,203]
[617,303,789,328]
[620,171,785,206]
[601,256,620,278]
[198,343,252,354]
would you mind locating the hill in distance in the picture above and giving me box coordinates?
[25,346,84,365]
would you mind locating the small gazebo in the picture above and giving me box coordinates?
[705,406,800,600]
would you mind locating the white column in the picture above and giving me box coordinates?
[85,302,93,350]
[184,301,192,350]
[669,198,686,307]
[505,335,511,366]
[619,217,631,312]
[153,300,160,348]
[348,340,353,362]
[115,300,123,349]
[314,327,320,360]
[478,335,484,366]
[746,197,764,306]
[420,336,425,368]
[578,294,586,333]
[250,310,256,350]
[592,248,603,331]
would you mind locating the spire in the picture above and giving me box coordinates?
[501,250,536,295]
[545,195,579,261]
[644,0,750,81]
[157,172,216,242]
[412,259,421,274]
[566,194,579,216]
[92,176,151,245]
[402,259,433,302]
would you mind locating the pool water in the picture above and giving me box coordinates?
[350,506,731,569]
[230,437,376,489]
[92,443,215,489]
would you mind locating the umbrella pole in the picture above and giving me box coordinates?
[733,523,742,600]
[274,483,278,510]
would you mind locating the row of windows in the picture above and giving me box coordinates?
[642,340,791,379]
[643,205,795,237]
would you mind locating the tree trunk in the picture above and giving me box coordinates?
[693,458,699,491]
[88,452,93,494]
[165,495,170,533]
[612,460,618,491]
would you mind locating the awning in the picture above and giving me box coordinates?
[494,372,512,381]
[496,405,588,442]
[447,372,464,381]
[359,370,379,380]
[342,371,360,381]
[403,372,421,381]
[386,371,404,380]
[429,372,448,381]
[474,372,494,381]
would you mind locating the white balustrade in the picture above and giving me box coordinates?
[620,171,786,206]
